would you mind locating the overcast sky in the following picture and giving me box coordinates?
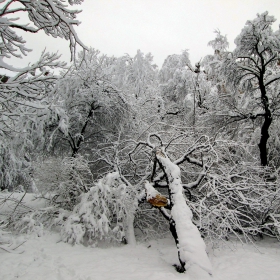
[5,0,280,70]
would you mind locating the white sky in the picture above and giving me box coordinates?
[4,0,280,70]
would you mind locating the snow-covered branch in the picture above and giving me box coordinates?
[0,0,87,60]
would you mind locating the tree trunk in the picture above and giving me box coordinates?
[71,102,100,157]
[258,114,272,166]
[169,218,186,271]
[259,79,272,166]
[125,209,136,246]
[155,148,212,274]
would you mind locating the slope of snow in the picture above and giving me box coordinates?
[1,232,280,280]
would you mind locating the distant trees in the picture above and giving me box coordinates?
[48,48,127,157]
[115,50,158,100]
[112,50,161,131]
[159,50,211,127]
[159,50,193,121]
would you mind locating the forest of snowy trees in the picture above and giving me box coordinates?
[1,0,280,275]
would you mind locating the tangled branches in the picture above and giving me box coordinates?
[128,132,280,245]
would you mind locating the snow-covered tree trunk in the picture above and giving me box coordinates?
[120,175,145,246]
[30,178,39,194]
[125,209,136,246]
[154,147,212,274]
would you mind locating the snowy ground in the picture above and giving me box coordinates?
[1,232,280,280]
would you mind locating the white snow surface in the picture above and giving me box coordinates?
[1,193,280,279]
[1,232,280,280]
[0,192,49,215]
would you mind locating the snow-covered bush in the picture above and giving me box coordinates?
[61,172,134,246]
[48,155,93,211]
[14,212,44,237]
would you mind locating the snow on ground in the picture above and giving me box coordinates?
[0,193,49,215]
[1,232,280,280]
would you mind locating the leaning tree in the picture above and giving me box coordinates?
[128,133,213,274]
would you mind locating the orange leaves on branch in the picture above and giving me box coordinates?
[145,181,168,207]
[147,194,168,207]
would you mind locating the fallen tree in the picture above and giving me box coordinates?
[130,134,213,274]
